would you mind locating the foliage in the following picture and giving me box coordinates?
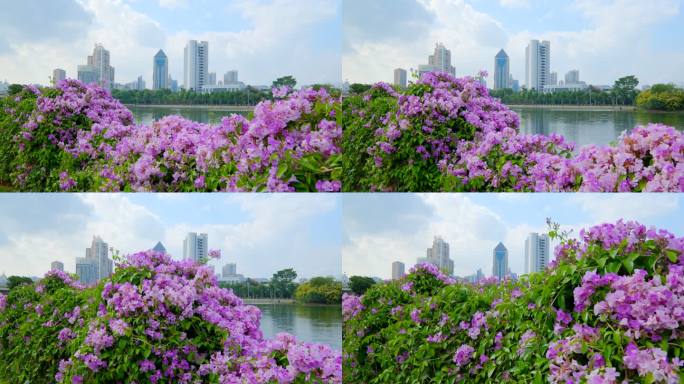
[490,88,619,106]
[7,84,23,95]
[295,277,342,305]
[636,84,684,111]
[343,220,684,383]
[341,72,684,192]
[219,279,278,299]
[272,269,298,299]
[349,276,376,296]
[0,80,342,192]
[0,251,341,383]
[111,87,270,106]
[6,276,34,290]
[272,76,297,89]
[613,76,640,106]
[349,84,372,95]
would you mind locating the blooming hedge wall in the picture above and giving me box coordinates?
[341,73,684,191]
[0,251,341,383]
[342,220,684,383]
[0,80,341,192]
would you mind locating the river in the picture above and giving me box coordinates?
[512,107,684,148]
[128,105,249,125]
[254,303,342,351]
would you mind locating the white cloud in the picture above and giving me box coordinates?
[568,194,680,223]
[499,0,529,7]
[158,0,188,9]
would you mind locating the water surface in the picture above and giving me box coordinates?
[255,303,342,351]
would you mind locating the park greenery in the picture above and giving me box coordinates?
[5,276,34,290]
[294,277,343,305]
[348,276,376,295]
[343,220,684,383]
[0,250,342,383]
[636,84,684,111]
[111,87,271,106]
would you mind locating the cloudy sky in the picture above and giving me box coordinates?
[0,194,341,279]
[343,194,684,280]
[0,0,341,87]
[343,0,684,88]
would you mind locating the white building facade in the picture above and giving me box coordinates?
[183,232,208,262]
[525,233,550,274]
[183,40,208,91]
[525,40,550,91]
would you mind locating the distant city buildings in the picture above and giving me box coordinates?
[493,49,510,90]
[77,43,115,90]
[221,262,245,283]
[391,261,405,280]
[51,261,64,272]
[492,242,508,280]
[417,236,454,276]
[525,39,550,91]
[549,71,558,86]
[418,42,455,78]
[183,232,208,263]
[183,40,208,91]
[224,70,238,84]
[152,49,168,90]
[52,68,66,85]
[525,233,550,274]
[565,69,580,84]
[76,236,113,284]
[208,72,216,86]
[125,76,145,91]
[463,268,485,284]
[393,68,407,88]
[152,241,167,253]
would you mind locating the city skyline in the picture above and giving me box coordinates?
[342,194,684,280]
[0,0,341,87]
[0,194,342,279]
[343,0,684,87]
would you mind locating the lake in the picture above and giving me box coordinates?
[512,107,684,148]
[254,303,342,351]
[128,105,250,125]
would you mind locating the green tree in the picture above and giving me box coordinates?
[612,75,639,105]
[349,83,372,94]
[7,84,23,95]
[349,276,376,295]
[271,268,298,299]
[272,76,297,89]
[7,276,33,290]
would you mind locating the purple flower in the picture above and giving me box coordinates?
[453,344,474,367]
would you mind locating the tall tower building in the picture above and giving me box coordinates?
[223,263,237,277]
[183,40,208,91]
[565,70,580,84]
[428,43,456,76]
[77,44,115,90]
[525,233,550,274]
[224,70,238,84]
[52,69,66,85]
[208,72,216,86]
[153,49,168,90]
[76,235,113,284]
[418,236,454,276]
[152,241,167,253]
[492,242,508,280]
[391,261,405,280]
[393,68,407,88]
[183,232,208,262]
[493,49,510,90]
[525,40,550,91]
[51,261,64,272]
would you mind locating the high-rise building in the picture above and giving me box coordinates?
[51,261,64,272]
[152,49,168,90]
[418,236,454,276]
[77,43,115,90]
[525,233,550,274]
[183,40,208,91]
[393,68,407,88]
[550,72,558,86]
[77,236,113,284]
[183,232,208,262]
[52,68,66,85]
[428,43,456,76]
[492,242,508,280]
[223,263,237,277]
[152,241,167,253]
[208,72,216,86]
[565,70,580,84]
[391,261,405,280]
[525,40,550,91]
[224,70,238,84]
[493,49,510,90]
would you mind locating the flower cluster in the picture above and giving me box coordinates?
[0,250,341,383]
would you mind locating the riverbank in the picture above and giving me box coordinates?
[242,298,295,304]
[124,104,255,112]
[507,104,636,111]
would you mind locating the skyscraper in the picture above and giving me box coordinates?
[418,236,454,276]
[152,241,167,253]
[492,242,508,280]
[152,49,168,90]
[77,43,115,90]
[525,233,550,274]
[428,43,456,75]
[393,68,407,88]
[76,236,113,284]
[493,49,510,90]
[391,261,405,280]
[51,261,64,272]
[525,40,550,91]
[183,232,208,262]
[52,69,66,85]
[565,70,580,84]
[550,72,558,86]
[208,72,216,86]
[183,40,208,91]
[224,70,238,84]
[223,263,237,277]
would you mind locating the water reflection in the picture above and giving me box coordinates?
[254,304,342,351]
[128,105,249,125]
[513,108,684,149]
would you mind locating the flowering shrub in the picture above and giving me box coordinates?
[0,80,341,191]
[341,72,684,191]
[0,250,341,383]
[342,220,684,383]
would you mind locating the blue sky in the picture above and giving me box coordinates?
[343,0,684,87]
[0,194,342,279]
[0,0,341,87]
[342,193,684,279]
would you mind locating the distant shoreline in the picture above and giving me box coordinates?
[124,104,254,112]
[242,298,340,306]
[506,104,637,112]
